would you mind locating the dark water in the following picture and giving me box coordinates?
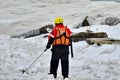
[91,0,120,3]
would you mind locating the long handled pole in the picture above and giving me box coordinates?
[70,37,73,58]
[21,49,47,74]
[71,41,73,58]
[70,40,73,58]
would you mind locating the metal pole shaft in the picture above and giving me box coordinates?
[22,49,47,74]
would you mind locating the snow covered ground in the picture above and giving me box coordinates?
[0,0,120,80]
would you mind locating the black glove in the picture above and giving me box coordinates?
[46,44,51,49]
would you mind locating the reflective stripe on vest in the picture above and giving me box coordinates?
[52,28,70,46]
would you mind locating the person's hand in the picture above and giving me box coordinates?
[46,44,51,49]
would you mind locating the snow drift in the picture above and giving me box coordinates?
[0,0,120,80]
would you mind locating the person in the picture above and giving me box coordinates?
[46,17,72,80]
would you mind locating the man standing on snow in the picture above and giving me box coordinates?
[46,17,72,80]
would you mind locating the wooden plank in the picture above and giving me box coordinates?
[86,38,120,45]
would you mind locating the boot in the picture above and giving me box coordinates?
[64,78,70,80]
[48,73,57,78]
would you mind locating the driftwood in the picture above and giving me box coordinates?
[72,32,108,42]
[86,38,120,45]
[11,24,53,38]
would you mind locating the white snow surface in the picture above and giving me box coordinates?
[0,0,120,80]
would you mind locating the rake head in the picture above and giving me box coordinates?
[21,69,26,74]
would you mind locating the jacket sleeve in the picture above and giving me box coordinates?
[47,37,54,45]
[47,28,57,46]
[48,28,57,39]
[46,36,54,49]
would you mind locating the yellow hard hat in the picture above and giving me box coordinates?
[54,17,63,24]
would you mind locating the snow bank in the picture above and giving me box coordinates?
[0,0,120,80]
[0,24,120,80]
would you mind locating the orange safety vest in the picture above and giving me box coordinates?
[52,27,71,46]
